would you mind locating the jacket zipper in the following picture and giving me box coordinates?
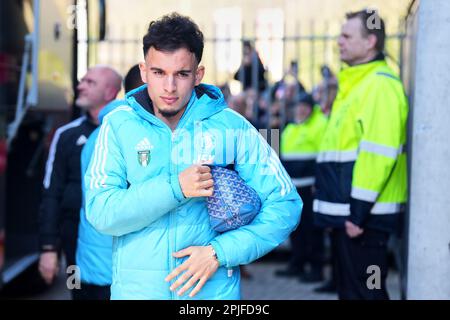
[166,100,194,299]
[169,129,177,300]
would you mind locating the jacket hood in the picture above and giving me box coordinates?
[98,99,128,124]
[125,84,227,127]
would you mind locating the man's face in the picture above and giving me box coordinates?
[243,46,252,65]
[140,47,204,119]
[338,18,376,66]
[294,103,312,123]
[76,68,112,110]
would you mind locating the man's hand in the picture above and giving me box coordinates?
[178,164,214,198]
[165,245,219,298]
[345,220,364,238]
[38,251,59,285]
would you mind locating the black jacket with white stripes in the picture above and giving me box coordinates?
[38,115,98,251]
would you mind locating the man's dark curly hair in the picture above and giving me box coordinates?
[142,13,204,63]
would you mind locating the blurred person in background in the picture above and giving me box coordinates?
[276,93,327,282]
[234,40,267,93]
[313,10,408,300]
[233,41,268,127]
[312,65,337,117]
[312,65,338,293]
[74,64,144,300]
[269,61,306,128]
[38,65,122,299]
[272,61,306,109]
[123,64,145,93]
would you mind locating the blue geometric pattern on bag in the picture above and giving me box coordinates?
[206,166,261,233]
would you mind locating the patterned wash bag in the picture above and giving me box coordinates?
[206,165,261,233]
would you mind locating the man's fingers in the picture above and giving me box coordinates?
[189,276,208,298]
[199,172,213,181]
[347,226,363,238]
[198,179,214,190]
[42,274,52,285]
[173,247,193,258]
[45,273,55,284]
[177,273,199,296]
[170,270,193,292]
[200,188,214,197]
[39,264,55,275]
[198,165,211,174]
[165,263,188,282]
[39,267,54,284]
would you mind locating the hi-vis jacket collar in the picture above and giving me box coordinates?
[338,60,388,100]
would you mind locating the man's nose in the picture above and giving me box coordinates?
[164,75,176,93]
[77,81,86,92]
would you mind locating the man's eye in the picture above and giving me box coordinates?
[178,73,189,78]
[153,71,164,76]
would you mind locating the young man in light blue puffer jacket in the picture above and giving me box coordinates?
[84,13,303,300]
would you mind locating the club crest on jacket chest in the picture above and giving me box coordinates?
[135,138,153,167]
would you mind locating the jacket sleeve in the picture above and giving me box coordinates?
[38,132,67,250]
[81,130,99,206]
[84,120,185,237]
[210,120,303,267]
[349,76,407,226]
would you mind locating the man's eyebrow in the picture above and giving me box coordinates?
[149,67,193,73]
[82,77,96,83]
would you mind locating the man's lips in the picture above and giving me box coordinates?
[161,97,179,105]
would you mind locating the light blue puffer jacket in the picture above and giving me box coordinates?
[76,100,125,286]
[85,84,302,299]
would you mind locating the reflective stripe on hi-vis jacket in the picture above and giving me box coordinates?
[281,106,327,187]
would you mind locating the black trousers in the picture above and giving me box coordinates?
[72,283,111,300]
[60,218,111,300]
[60,217,79,300]
[289,187,324,272]
[60,217,79,269]
[332,228,390,300]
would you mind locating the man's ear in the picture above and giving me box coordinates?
[195,66,205,86]
[139,61,148,84]
[367,34,378,51]
[104,86,116,102]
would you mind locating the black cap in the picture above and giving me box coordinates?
[296,92,315,108]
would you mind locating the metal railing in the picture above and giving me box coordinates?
[84,20,406,87]
[81,20,406,131]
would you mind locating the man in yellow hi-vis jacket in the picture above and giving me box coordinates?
[276,94,328,282]
[313,10,408,300]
